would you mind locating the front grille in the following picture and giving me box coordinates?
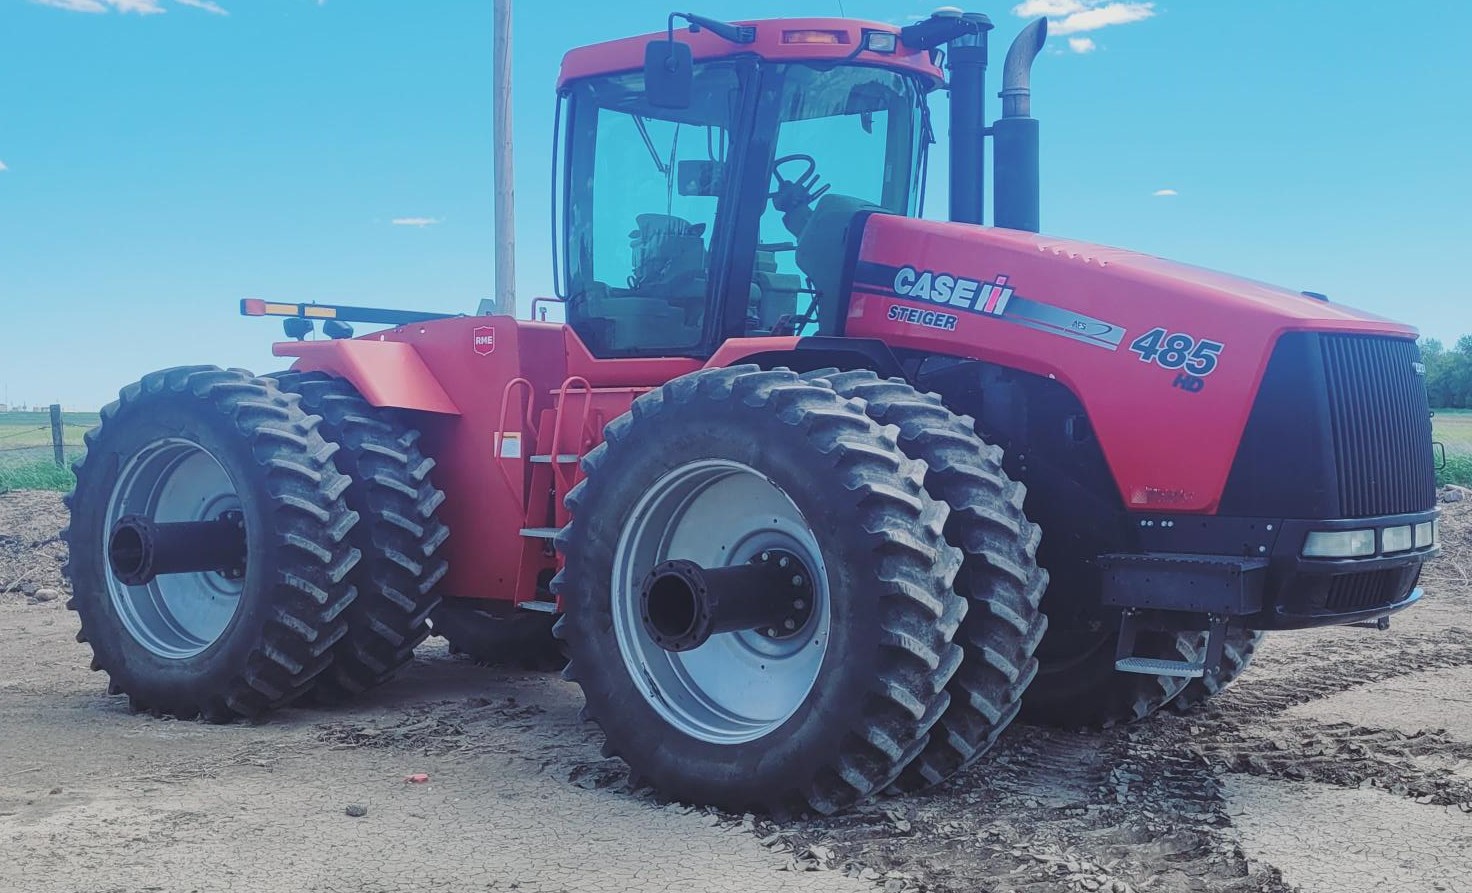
[1324,567,1415,612]
[1320,335,1436,517]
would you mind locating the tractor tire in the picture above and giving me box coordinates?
[1020,625,1201,728]
[803,370,1047,793]
[1168,629,1265,713]
[63,366,361,721]
[272,372,449,701]
[432,601,565,670]
[553,366,966,815]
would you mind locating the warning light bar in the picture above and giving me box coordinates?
[239,298,456,326]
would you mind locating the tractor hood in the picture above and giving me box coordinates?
[844,215,1422,513]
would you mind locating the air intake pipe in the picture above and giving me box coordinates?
[993,17,1047,233]
[944,11,994,226]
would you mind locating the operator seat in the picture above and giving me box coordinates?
[793,195,879,334]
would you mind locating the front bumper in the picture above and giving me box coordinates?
[1100,508,1439,631]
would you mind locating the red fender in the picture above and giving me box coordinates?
[274,339,460,415]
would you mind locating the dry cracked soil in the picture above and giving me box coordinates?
[3,487,1472,893]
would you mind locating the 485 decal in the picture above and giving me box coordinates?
[1128,327,1224,376]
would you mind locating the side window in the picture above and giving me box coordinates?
[564,66,740,357]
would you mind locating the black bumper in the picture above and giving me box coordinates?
[1101,509,1438,631]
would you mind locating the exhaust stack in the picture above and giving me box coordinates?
[993,17,1047,232]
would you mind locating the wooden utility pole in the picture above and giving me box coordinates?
[492,0,516,316]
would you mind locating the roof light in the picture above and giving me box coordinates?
[782,29,848,45]
[864,31,898,53]
[241,298,266,316]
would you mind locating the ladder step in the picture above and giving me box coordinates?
[517,600,559,614]
[520,527,560,539]
[530,454,580,464]
[1114,656,1206,679]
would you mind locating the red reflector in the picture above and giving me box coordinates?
[241,298,266,316]
[782,29,848,45]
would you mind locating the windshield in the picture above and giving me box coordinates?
[749,64,928,337]
[768,64,927,215]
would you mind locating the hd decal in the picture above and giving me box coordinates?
[853,261,1126,351]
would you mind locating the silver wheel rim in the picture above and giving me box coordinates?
[103,438,246,659]
[612,459,831,744]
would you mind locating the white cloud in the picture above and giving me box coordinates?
[1013,0,1156,39]
[0,161,8,172]
[107,0,166,13]
[1013,0,1087,16]
[174,0,228,13]
[30,0,110,11]
[31,0,230,13]
[1068,36,1096,53]
[1052,2,1154,35]
[392,217,442,228]
[1152,188,1178,197]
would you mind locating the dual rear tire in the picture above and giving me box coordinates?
[65,367,448,720]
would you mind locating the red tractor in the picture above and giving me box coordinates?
[65,11,1439,814]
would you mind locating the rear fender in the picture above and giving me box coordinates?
[273,340,460,415]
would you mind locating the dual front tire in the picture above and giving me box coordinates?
[554,367,1047,813]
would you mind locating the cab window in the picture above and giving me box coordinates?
[563,63,744,357]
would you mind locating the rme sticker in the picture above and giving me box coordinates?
[893,267,1014,316]
[887,304,958,331]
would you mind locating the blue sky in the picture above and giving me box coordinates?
[1,0,1469,409]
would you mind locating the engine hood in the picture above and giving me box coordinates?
[843,215,1423,513]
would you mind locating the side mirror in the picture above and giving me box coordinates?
[645,39,693,109]
[677,159,725,196]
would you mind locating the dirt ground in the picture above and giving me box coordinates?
[3,489,1471,893]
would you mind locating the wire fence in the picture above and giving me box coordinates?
[0,411,95,490]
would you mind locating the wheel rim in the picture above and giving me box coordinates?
[612,459,831,744]
[103,438,246,659]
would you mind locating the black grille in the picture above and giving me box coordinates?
[1324,568,1414,612]
[1320,335,1436,517]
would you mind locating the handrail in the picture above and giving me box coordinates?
[493,377,536,508]
[548,375,593,500]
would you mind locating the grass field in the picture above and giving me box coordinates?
[1433,409,1472,487]
[0,411,97,494]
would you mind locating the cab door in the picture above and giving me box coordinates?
[560,60,754,358]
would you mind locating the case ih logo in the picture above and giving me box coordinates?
[472,326,496,356]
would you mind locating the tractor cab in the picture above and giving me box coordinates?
[555,17,945,358]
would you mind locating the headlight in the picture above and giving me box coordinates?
[1415,520,1438,548]
[1382,525,1413,554]
[1303,529,1376,558]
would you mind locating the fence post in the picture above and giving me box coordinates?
[49,404,64,468]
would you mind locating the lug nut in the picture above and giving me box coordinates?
[779,556,790,568]
[791,575,803,587]
[783,619,796,630]
[793,599,806,610]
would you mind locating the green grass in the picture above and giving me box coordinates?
[1433,410,1472,487]
[0,412,95,493]
[0,456,78,493]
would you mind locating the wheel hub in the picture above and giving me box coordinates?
[612,459,832,744]
[638,548,815,652]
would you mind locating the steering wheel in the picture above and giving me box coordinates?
[769,153,830,212]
